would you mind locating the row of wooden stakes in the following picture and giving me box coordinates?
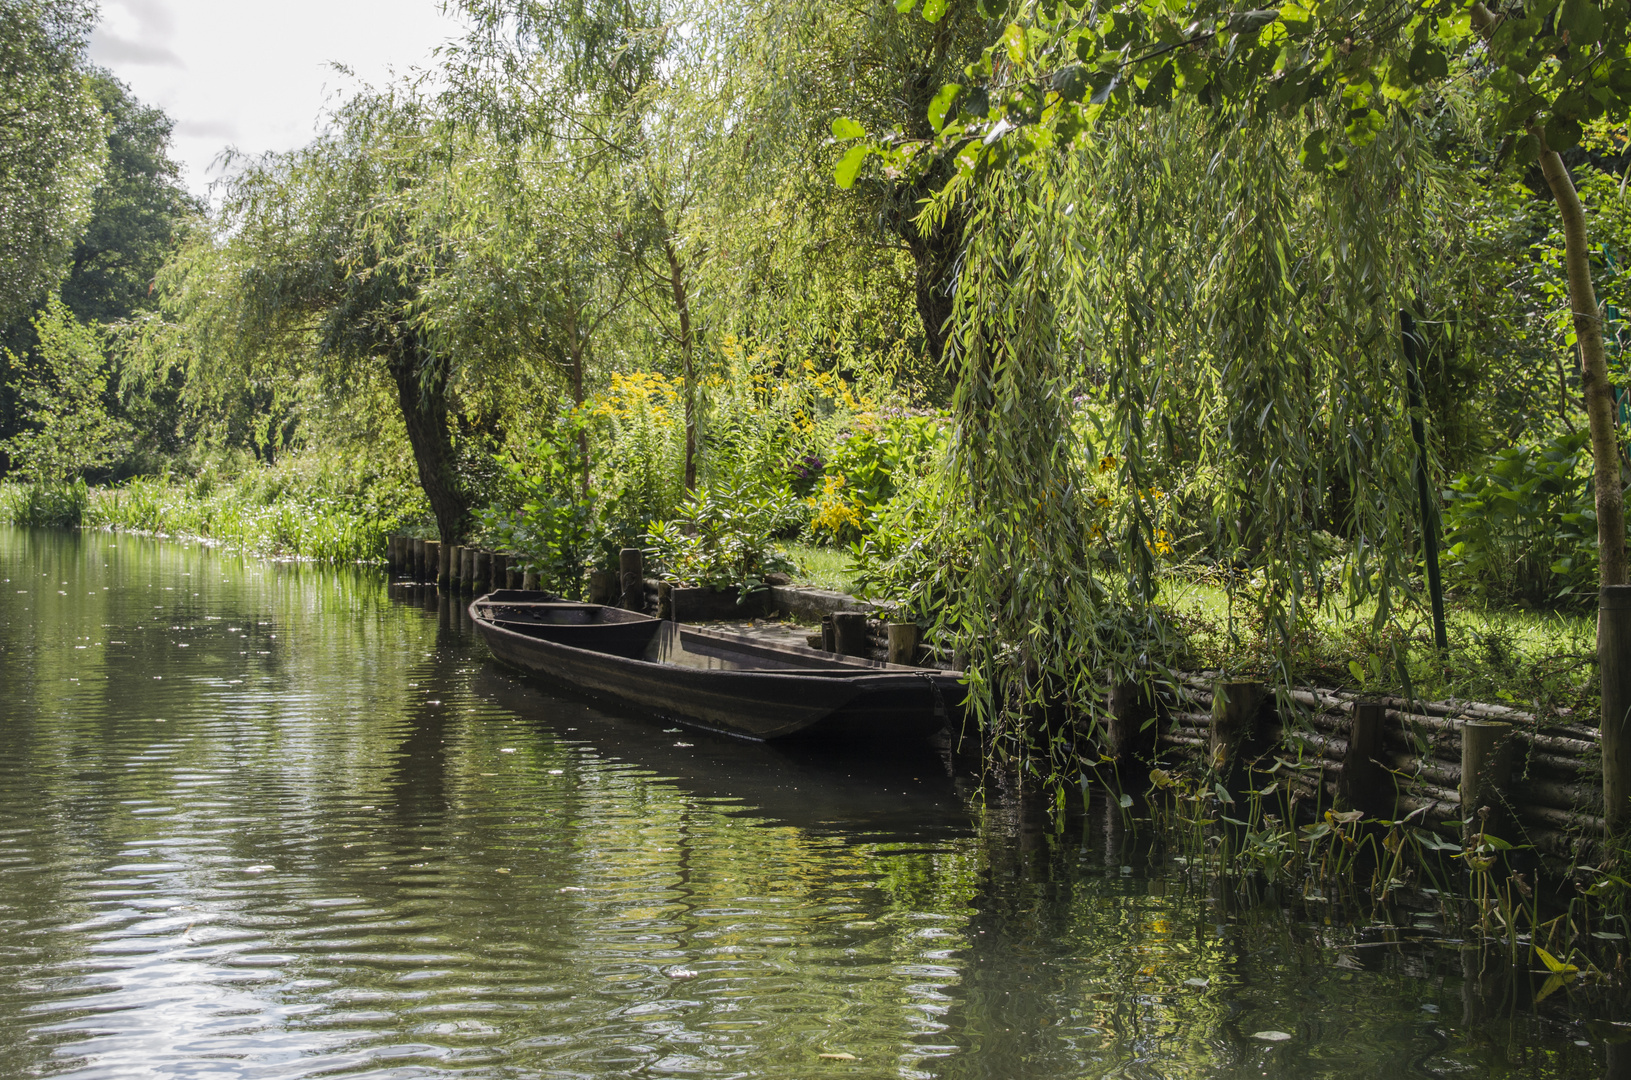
[386,535,541,593]
[1109,675,1611,867]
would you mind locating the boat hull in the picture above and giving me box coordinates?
[471,597,960,742]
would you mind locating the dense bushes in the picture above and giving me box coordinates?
[1441,431,1601,607]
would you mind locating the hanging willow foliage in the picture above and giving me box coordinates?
[928,98,1474,787]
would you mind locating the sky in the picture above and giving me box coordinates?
[88,0,468,198]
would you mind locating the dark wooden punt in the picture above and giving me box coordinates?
[469,591,963,742]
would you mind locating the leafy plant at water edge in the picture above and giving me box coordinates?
[645,484,796,597]
[2,477,89,527]
[478,413,599,598]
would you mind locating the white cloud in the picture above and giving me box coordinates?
[87,0,464,198]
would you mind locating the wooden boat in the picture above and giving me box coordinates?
[469,591,964,742]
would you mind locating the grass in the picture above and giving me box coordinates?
[1,457,424,564]
[1160,577,1597,715]
[783,542,859,594]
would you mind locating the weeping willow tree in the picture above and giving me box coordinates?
[929,100,1475,784]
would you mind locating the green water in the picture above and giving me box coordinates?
[0,526,1617,1078]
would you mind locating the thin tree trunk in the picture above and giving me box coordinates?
[1535,135,1627,586]
[565,305,590,499]
[388,338,469,544]
[664,238,697,492]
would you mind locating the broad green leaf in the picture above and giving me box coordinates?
[1544,114,1583,153]
[895,0,916,12]
[1535,946,1579,975]
[1118,793,1133,808]
[922,0,949,22]
[928,83,962,133]
[1002,22,1027,63]
[1559,0,1605,45]
[830,117,866,141]
[833,143,869,189]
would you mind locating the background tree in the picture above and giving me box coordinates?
[0,0,105,326]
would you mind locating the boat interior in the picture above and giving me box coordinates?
[472,594,918,675]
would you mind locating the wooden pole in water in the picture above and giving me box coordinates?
[1338,701,1389,815]
[490,552,508,594]
[619,548,644,612]
[1107,679,1156,766]
[449,545,464,590]
[522,570,539,592]
[411,538,426,581]
[1602,584,1631,833]
[461,547,476,591]
[1461,719,1513,842]
[832,612,870,658]
[436,542,451,587]
[472,550,491,595]
[424,541,441,587]
[1209,680,1265,775]
[886,622,918,666]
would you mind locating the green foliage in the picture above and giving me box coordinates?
[2,476,88,526]
[1,296,132,481]
[0,447,415,562]
[645,484,796,597]
[0,0,105,324]
[477,412,600,598]
[59,72,199,326]
[1441,431,1601,606]
[849,467,968,626]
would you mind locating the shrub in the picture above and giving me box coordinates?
[1441,430,1601,606]
[645,484,796,597]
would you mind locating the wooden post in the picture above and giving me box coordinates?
[620,548,644,612]
[1461,720,1512,841]
[472,550,492,595]
[833,612,870,658]
[387,535,400,573]
[657,581,674,620]
[820,614,836,652]
[1107,679,1156,766]
[490,552,509,593]
[588,570,613,605]
[886,622,919,666]
[1338,701,1390,815]
[1603,584,1631,833]
[436,541,450,587]
[522,570,539,592]
[1210,680,1265,775]
[424,541,441,588]
[410,538,425,581]
[461,546,476,592]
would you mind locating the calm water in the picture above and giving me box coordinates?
[0,526,1619,1078]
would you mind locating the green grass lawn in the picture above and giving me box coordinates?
[1160,576,1596,713]
[782,542,859,594]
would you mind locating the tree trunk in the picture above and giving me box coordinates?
[388,337,469,544]
[1535,138,1626,586]
[565,305,590,499]
[664,238,697,491]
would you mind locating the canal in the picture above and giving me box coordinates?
[0,526,1617,1077]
